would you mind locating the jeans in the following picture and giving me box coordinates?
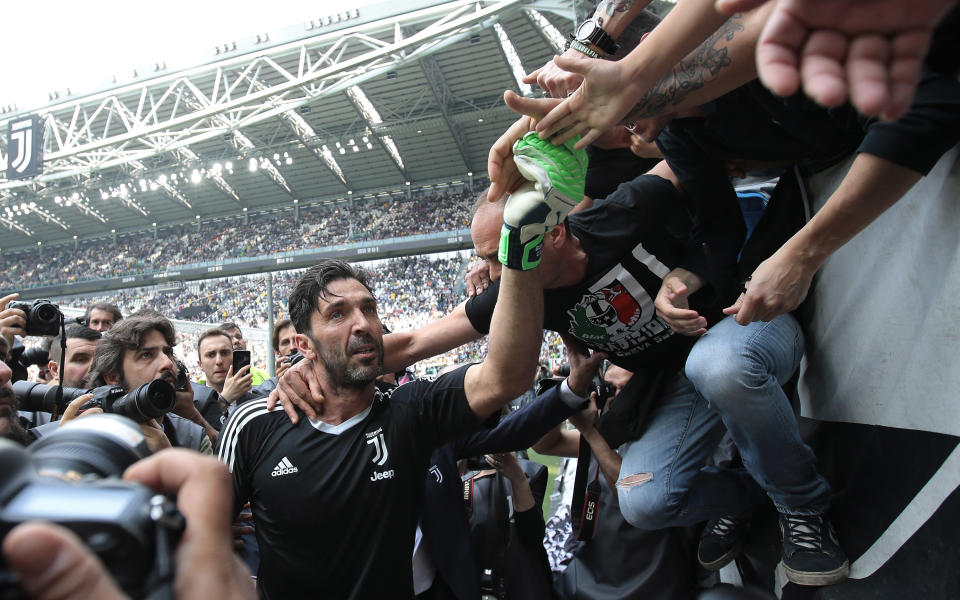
[617,314,831,529]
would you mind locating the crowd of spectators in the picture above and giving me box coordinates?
[48,252,569,381]
[0,184,481,291]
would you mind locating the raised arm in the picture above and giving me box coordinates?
[464,134,588,420]
[381,302,482,373]
[462,265,544,420]
[535,0,741,147]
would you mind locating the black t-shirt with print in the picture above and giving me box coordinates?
[216,365,480,600]
[466,175,728,372]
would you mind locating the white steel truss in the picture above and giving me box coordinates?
[0,0,527,193]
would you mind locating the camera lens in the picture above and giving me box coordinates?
[28,414,151,478]
[109,379,176,423]
[12,381,90,414]
[34,302,59,323]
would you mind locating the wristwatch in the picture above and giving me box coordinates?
[571,18,619,55]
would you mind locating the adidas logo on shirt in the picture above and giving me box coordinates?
[271,456,299,477]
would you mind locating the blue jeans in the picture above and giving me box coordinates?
[617,314,831,529]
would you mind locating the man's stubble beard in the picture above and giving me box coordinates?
[314,334,384,390]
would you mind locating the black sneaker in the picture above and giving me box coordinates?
[779,512,850,586]
[698,514,751,570]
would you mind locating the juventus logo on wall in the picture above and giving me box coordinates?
[365,428,389,466]
[6,114,44,180]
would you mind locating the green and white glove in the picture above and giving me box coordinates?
[499,133,589,270]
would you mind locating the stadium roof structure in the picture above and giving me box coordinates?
[0,0,596,253]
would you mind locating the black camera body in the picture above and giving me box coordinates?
[171,357,189,392]
[0,415,184,598]
[13,379,177,423]
[595,380,616,412]
[287,350,305,366]
[7,300,62,337]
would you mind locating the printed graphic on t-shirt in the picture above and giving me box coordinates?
[566,264,674,354]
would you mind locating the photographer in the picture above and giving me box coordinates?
[0,293,26,350]
[1,449,256,600]
[272,319,297,380]
[86,311,218,453]
[46,325,101,388]
[83,302,123,332]
[532,362,695,600]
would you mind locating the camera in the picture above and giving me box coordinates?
[287,350,305,366]
[595,380,616,412]
[13,379,177,423]
[0,414,184,598]
[172,357,189,392]
[479,568,506,600]
[7,300,62,337]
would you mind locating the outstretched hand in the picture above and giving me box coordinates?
[267,358,326,424]
[655,276,708,336]
[534,54,648,149]
[522,48,588,98]
[717,0,955,120]
[723,244,817,324]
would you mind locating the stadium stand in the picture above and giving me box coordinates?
[46,251,566,382]
[0,185,480,291]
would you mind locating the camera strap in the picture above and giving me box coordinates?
[462,471,478,517]
[572,437,602,540]
[52,313,66,420]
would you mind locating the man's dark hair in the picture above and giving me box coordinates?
[48,324,102,365]
[197,328,233,357]
[84,302,124,324]
[218,321,240,333]
[288,260,374,335]
[272,319,294,352]
[88,310,176,388]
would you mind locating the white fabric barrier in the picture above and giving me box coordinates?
[798,145,960,436]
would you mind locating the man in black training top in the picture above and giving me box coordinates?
[216,132,585,600]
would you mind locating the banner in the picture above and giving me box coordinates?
[6,114,44,180]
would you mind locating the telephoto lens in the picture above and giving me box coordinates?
[106,380,177,423]
[11,381,88,415]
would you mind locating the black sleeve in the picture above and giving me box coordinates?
[407,364,484,447]
[514,508,547,552]
[858,66,960,175]
[453,385,579,458]
[587,174,731,304]
[584,146,659,200]
[464,281,500,335]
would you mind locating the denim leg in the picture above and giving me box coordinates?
[616,372,767,530]
[685,314,832,514]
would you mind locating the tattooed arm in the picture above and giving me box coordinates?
[624,4,770,120]
[532,0,772,148]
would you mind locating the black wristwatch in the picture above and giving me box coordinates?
[571,18,619,55]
